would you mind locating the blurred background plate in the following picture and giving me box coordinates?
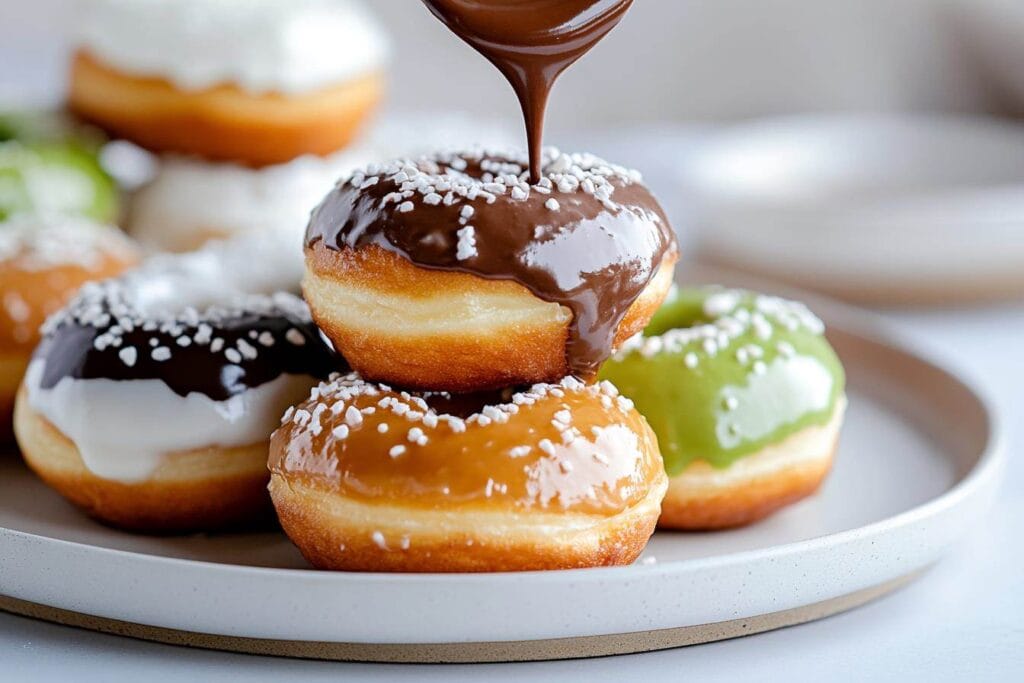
[0,267,1003,662]
[678,114,1024,304]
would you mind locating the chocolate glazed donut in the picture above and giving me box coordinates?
[304,149,679,390]
[15,245,339,534]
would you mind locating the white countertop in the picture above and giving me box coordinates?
[3,303,1022,682]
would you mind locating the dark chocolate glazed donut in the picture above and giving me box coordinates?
[33,244,338,401]
[306,148,678,378]
[35,289,336,402]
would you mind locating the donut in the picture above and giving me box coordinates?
[0,137,118,223]
[268,373,667,572]
[1,215,138,441]
[599,286,846,529]
[0,109,105,148]
[14,236,337,532]
[68,0,388,166]
[304,149,679,391]
[129,149,370,253]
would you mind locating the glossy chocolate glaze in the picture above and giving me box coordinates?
[35,296,339,402]
[306,150,677,379]
[422,0,633,182]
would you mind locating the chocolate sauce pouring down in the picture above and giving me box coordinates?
[421,0,634,182]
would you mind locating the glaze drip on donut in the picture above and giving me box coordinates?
[422,0,633,181]
[306,148,677,379]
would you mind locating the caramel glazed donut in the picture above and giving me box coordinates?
[68,0,388,166]
[269,373,667,572]
[14,235,336,532]
[304,148,680,391]
[1,215,138,441]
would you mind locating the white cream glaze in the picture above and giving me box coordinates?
[128,148,371,254]
[23,229,327,483]
[127,229,307,302]
[24,360,316,483]
[715,355,835,450]
[76,0,390,94]
[0,213,135,271]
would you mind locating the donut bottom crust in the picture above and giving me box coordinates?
[13,387,273,534]
[69,51,383,166]
[303,244,678,391]
[269,473,668,572]
[0,352,29,443]
[659,400,846,530]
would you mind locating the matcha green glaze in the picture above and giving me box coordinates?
[598,287,845,476]
[0,139,118,223]
[0,111,116,223]
[0,110,104,148]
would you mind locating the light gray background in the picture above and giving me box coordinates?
[4,0,1024,126]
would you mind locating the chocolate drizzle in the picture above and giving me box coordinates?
[306,149,677,379]
[35,287,338,402]
[421,0,633,181]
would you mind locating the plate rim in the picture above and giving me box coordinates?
[0,296,1005,587]
[0,275,1008,656]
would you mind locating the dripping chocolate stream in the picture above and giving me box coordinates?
[421,0,634,182]
[306,151,677,381]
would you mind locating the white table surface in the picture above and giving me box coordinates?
[3,303,1022,682]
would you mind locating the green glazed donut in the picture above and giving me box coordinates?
[598,286,846,528]
[0,112,117,223]
[0,110,103,147]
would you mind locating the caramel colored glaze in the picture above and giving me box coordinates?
[0,254,137,354]
[421,0,633,181]
[269,378,663,516]
[306,150,677,379]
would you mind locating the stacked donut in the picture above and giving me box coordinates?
[272,146,848,572]
[11,144,848,563]
[269,148,680,571]
[69,0,388,253]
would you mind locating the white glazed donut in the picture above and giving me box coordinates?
[69,0,389,165]
[75,0,389,95]
[13,234,339,532]
[129,148,372,253]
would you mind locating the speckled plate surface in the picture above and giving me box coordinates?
[0,267,1004,662]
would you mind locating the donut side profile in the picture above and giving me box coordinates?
[14,240,337,532]
[304,149,679,391]
[1,215,138,440]
[269,373,667,572]
[68,0,389,165]
[599,287,846,529]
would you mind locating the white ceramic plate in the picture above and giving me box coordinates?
[681,114,1024,304]
[0,270,1003,663]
